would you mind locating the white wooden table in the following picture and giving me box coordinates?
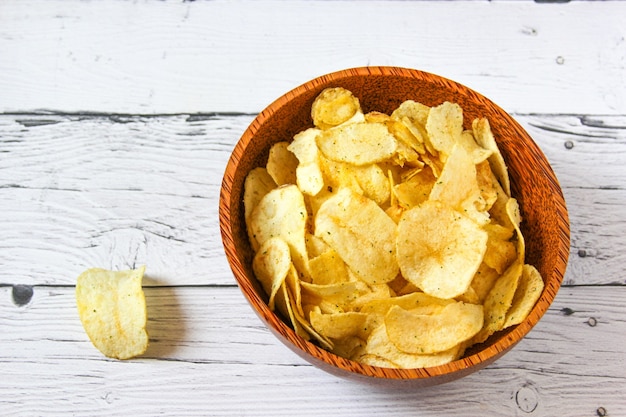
[1,1,625,416]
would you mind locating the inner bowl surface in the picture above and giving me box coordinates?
[219,66,569,385]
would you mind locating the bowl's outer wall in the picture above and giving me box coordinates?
[220,66,570,383]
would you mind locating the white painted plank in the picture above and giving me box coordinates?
[0,0,624,114]
[1,285,624,416]
[1,114,624,286]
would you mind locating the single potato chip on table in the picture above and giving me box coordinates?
[76,266,149,360]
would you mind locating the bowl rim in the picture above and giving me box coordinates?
[219,66,570,383]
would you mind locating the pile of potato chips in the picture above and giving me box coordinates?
[243,87,544,369]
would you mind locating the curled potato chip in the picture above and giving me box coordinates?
[397,200,488,299]
[385,302,483,354]
[504,264,544,328]
[76,266,148,360]
[267,141,298,186]
[248,184,310,279]
[473,117,511,196]
[288,128,325,196]
[311,87,362,130]
[252,237,291,310]
[243,167,276,223]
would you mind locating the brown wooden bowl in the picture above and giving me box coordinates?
[219,66,569,386]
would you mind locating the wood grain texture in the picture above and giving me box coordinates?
[0,0,624,115]
[1,285,624,416]
[1,114,623,287]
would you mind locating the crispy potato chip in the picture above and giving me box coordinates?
[459,130,492,164]
[76,266,148,360]
[364,325,462,369]
[308,248,351,285]
[266,141,298,186]
[397,200,487,299]
[470,262,501,303]
[473,117,511,196]
[473,259,523,344]
[425,101,464,159]
[248,185,309,278]
[353,163,391,206]
[311,87,362,130]
[315,188,399,284]
[394,167,436,209]
[359,291,453,317]
[301,280,368,311]
[252,237,291,310]
[316,122,397,166]
[504,264,544,328]
[429,144,489,226]
[310,310,372,340]
[288,128,325,196]
[243,167,277,223]
[385,302,483,354]
[483,226,517,274]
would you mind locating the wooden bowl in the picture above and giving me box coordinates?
[219,67,569,386]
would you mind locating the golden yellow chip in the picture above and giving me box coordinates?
[314,188,399,284]
[504,264,544,328]
[76,266,149,360]
[363,325,462,369]
[385,302,483,354]
[288,128,325,196]
[473,117,511,196]
[308,248,350,285]
[243,167,276,223]
[429,144,489,226]
[425,101,464,159]
[316,122,398,166]
[396,200,487,299]
[252,237,291,310]
[266,141,298,186]
[309,310,371,340]
[248,184,309,276]
[311,87,362,130]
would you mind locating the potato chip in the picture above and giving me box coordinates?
[316,122,397,166]
[308,248,350,285]
[504,264,544,328]
[394,167,436,209]
[473,259,523,344]
[248,184,309,277]
[76,266,148,360]
[243,167,277,223]
[314,188,398,284]
[311,87,362,130]
[288,128,325,196]
[363,325,462,369]
[385,302,483,354]
[425,101,464,159]
[310,310,371,340]
[429,144,489,226]
[266,141,298,186]
[252,237,291,310]
[473,117,511,196]
[396,200,487,299]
